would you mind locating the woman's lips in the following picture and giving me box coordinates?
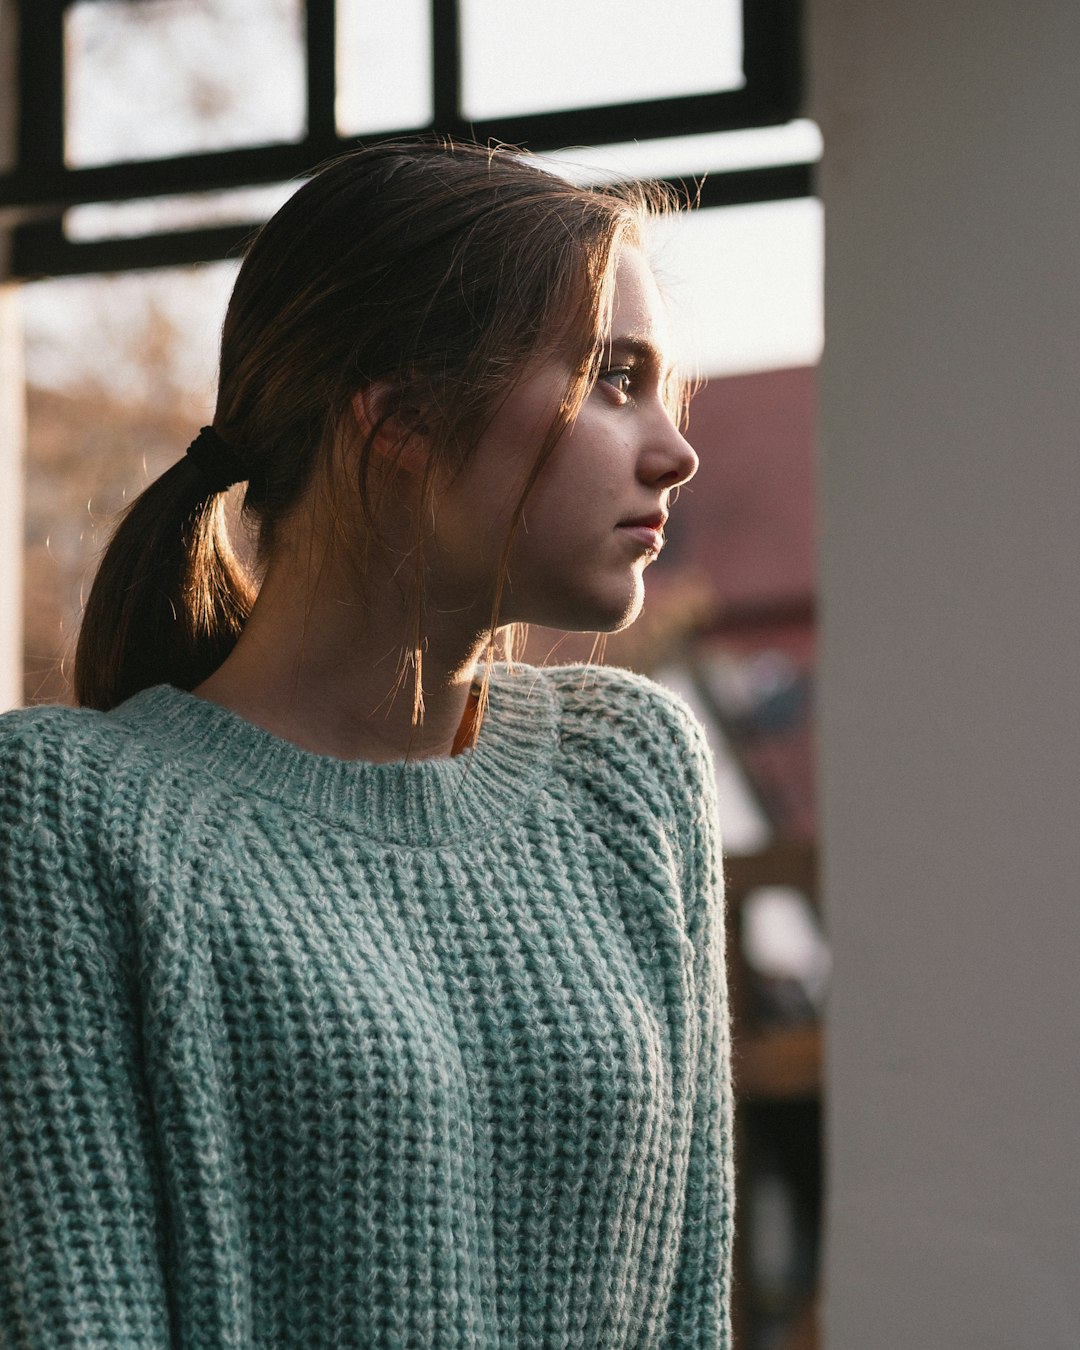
[617,523,665,554]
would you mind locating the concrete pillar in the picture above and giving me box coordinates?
[811,2,1080,1346]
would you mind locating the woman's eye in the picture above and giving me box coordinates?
[599,368,634,400]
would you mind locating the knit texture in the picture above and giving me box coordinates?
[0,662,732,1349]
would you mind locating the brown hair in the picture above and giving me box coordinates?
[74,138,680,720]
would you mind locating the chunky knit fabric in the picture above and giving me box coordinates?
[0,663,731,1349]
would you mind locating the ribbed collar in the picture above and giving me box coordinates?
[110,664,560,848]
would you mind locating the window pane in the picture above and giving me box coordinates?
[742,887,829,1007]
[65,183,300,242]
[543,121,823,185]
[336,0,432,134]
[22,264,237,704]
[460,0,742,121]
[646,200,825,379]
[65,0,305,167]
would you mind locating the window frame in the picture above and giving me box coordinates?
[1,0,810,277]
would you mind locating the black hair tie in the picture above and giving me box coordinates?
[184,425,249,494]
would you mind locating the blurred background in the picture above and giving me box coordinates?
[3,3,1079,1348]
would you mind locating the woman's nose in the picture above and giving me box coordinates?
[645,416,699,490]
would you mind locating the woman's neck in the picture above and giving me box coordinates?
[193,549,490,765]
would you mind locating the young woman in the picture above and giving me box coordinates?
[0,139,731,1348]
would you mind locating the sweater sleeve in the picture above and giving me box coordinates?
[0,719,171,1348]
[662,704,734,1349]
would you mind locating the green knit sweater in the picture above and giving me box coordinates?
[0,662,732,1349]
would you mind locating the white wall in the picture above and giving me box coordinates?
[811,2,1080,1346]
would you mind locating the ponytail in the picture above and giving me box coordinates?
[73,456,254,710]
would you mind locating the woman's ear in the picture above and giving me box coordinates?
[351,385,430,477]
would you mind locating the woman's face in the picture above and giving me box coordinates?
[426,247,699,635]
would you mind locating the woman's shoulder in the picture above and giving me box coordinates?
[513,661,714,804]
[527,661,709,753]
[0,704,149,995]
[0,697,172,856]
[0,698,139,783]
[0,706,126,923]
[2,700,94,772]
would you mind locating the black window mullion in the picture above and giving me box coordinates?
[466,88,786,158]
[430,0,462,133]
[694,161,814,211]
[8,161,815,280]
[17,0,66,174]
[304,0,338,155]
[11,217,256,278]
[741,0,803,124]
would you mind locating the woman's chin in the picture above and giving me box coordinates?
[555,580,646,635]
[604,593,646,634]
[506,566,647,634]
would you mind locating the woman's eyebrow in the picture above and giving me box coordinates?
[608,335,662,364]
[608,334,675,381]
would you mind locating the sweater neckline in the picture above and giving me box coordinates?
[110,663,559,847]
